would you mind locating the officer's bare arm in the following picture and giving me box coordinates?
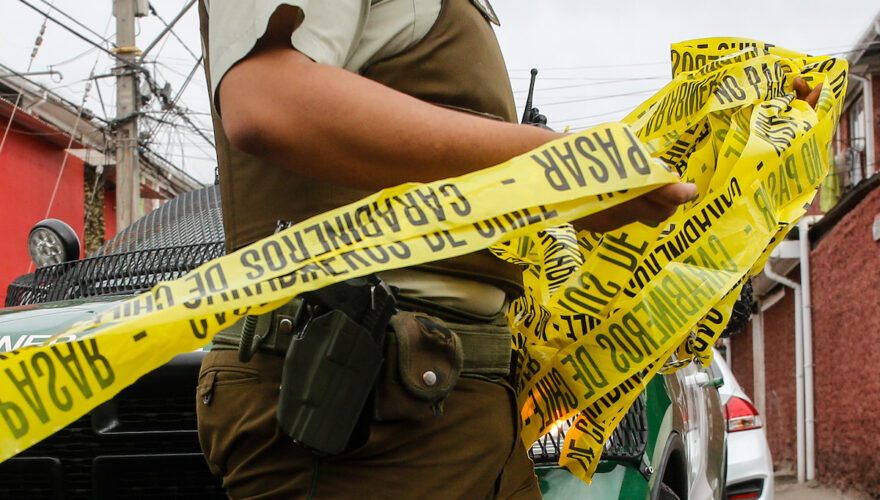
[217,7,696,232]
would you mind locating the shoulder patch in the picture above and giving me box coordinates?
[470,0,500,26]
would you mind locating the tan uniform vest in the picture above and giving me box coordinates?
[198,0,523,296]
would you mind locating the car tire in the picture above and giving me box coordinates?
[658,483,681,500]
[28,219,81,265]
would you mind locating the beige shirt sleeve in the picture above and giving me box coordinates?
[206,0,369,99]
[205,0,440,101]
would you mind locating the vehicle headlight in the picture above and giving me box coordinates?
[27,219,81,267]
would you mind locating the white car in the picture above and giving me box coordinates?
[711,349,774,500]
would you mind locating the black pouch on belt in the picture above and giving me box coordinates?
[373,311,464,421]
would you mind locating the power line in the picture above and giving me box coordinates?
[142,56,207,143]
[16,0,137,71]
[0,1,53,157]
[513,77,667,95]
[508,60,670,72]
[536,87,663,108]
[510,74,667,82]
[142,1,198,61]
[554,104,640,125]
[35,0,115,49]
[41,53,103,255]
[47,45,100,69]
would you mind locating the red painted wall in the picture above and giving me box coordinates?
[104,186,117,241]
[809,186,880,493]
[0,116,85,305]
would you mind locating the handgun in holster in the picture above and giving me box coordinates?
[276,274,396,455]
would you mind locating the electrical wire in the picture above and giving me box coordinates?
[0,1,54,157]
[144,1,200,62]
[536,87,664,108]
[143,56,203,142]
[47,45,99,68]
[35,0,115,49]
[44,61,100,222]
[513,76,669,94]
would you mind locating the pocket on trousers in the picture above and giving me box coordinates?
[197,365,260,406]
[196,364,262,477]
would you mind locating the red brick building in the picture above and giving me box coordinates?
[0,66,203,305]
[727,12,880,496]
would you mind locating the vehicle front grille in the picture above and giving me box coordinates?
[5,242,225,306]
[0,353,225,499]
[529,392,648,465]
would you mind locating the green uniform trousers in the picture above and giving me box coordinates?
[196,349,542,499]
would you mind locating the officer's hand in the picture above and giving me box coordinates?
[793,76,822,109]
[575,180,696,233]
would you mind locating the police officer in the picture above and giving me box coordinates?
[196,1,696,498]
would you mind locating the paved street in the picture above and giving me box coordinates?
[775,475,873,500]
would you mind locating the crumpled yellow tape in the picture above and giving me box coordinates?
[503,38,846,482]
[0,39,846,487]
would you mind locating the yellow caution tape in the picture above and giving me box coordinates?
[506,38,846,481]
[0,38,847,486]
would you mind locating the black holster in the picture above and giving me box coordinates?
[276,275,395,455]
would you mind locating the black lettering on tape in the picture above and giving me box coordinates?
[362,245,390,264]
[561,345,608,400]
[340,247,370,272]
[0,398,27,438]
[262,241,288,272]
[354,204,384,238]
[598,232,648,271]
[279,232,312,264]
[51,344,93,399]
[79,340,114,390]
[660,271,699,317]
[303,223,333,256]
[153,284,174,311]
[0,339,113,439]
[240,249,265,280]
[572,136,609,183]
[31,351,72,412]
[190,318,209,339]
[398,193,428,226]
[593,128,628,180]
[558,272,620,314]
[323,215,360,250]
[5,361,50,425]
[422,230,467,252]
[752,185,775,232]
[623,128,652,175]
[706,234,737,273]
[415,186,446,223]
[532,149,570,191]
[374,199,401,232]
[182,271,206,310]
[596,332,628,373]
[438,183,471,217]
[564,441,597,474]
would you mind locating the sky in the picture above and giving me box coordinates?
[1,1,878,185]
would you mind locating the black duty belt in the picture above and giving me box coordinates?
[212,299,512,376]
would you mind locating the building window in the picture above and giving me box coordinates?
[847,100,866,187]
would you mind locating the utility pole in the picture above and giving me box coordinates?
[113,0,147,231]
